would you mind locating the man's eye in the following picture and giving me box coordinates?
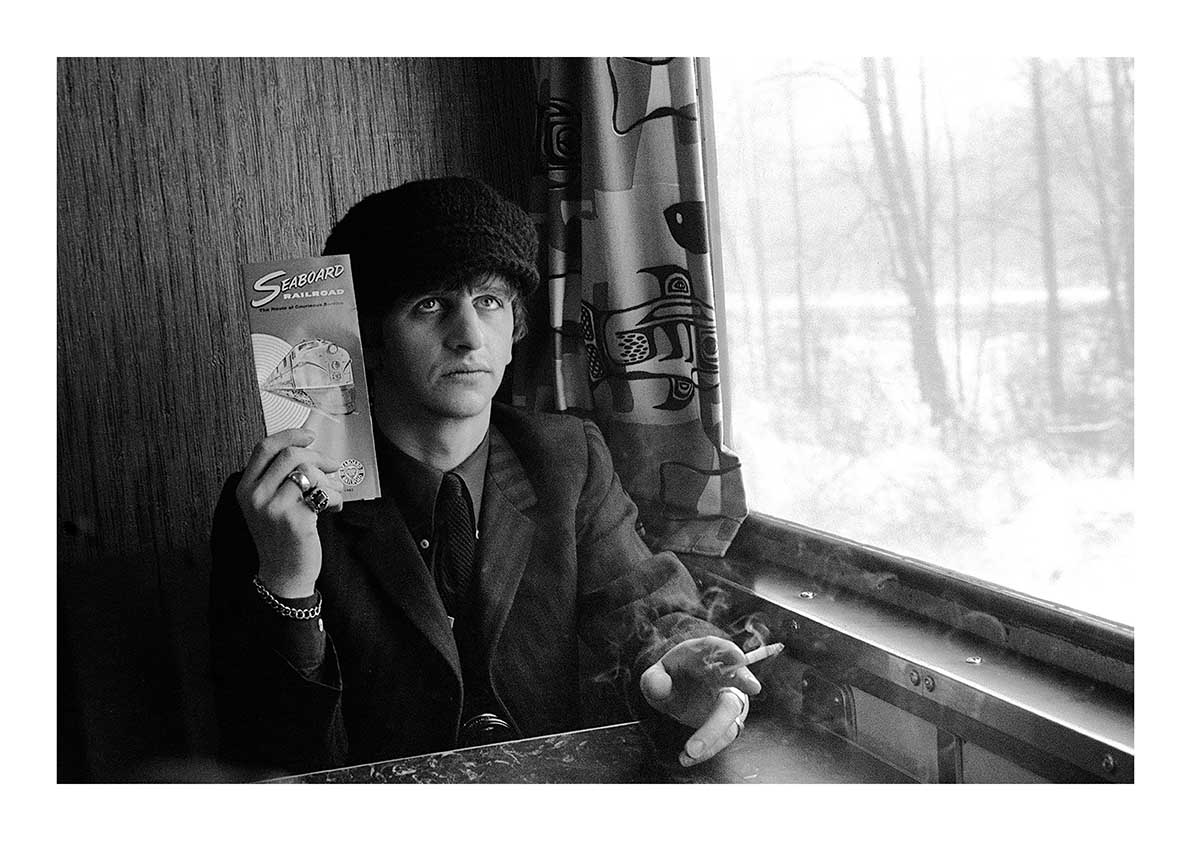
[476,295,505,310]
[414,298,442,313]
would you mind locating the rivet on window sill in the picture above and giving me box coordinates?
[799,591,815,599]
[923,675,936,692]
[965,656,983,665]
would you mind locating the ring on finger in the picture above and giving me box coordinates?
[303,486,331,515]
[286,470,313,495]
[719,685,748,731]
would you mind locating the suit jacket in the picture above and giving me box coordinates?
[210,404,719,775]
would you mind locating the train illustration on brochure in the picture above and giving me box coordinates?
[243,254,381,501]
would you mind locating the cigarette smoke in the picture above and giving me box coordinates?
[589,584,773,687]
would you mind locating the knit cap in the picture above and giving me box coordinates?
[324,176,539,316]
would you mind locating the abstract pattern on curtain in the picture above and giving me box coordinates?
[517,57,746,557]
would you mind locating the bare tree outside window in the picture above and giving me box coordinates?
[710,57,1134,624]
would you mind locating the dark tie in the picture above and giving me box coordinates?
[437,472,510,747]
[436,471,476,618]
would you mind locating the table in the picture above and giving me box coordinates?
[269,709,913,783]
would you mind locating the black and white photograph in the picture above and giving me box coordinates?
[32,1,1180,833]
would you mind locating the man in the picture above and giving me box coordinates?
[210,176,761,777]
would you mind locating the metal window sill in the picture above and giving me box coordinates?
[686,554,1134,782]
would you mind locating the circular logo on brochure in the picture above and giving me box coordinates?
[339,458,366,487]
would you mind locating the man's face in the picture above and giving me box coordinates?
[377,274,516,422]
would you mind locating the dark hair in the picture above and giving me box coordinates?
[323,177,539,341]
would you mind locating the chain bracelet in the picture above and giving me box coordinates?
[252,575,323,620]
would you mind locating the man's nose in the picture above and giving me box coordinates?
[445,303,484,349]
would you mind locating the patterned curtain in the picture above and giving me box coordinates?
[512,57,747,557]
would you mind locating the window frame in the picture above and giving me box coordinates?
[681,529,1134,781]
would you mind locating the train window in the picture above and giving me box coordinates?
[703,57,1133,625]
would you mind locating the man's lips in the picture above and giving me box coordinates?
[440,367,490,377]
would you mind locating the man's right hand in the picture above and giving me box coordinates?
[235,428,345,598]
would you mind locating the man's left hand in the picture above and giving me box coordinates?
[639,636,762,767]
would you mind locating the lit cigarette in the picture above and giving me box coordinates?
[719,642,785,673]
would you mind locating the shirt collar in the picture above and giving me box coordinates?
[376,430,489,538]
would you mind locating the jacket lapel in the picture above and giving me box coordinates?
[330,425,538,685]
[333,497,461,679]
[474,427,537,664]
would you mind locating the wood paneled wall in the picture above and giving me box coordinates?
[57,57,537,781]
